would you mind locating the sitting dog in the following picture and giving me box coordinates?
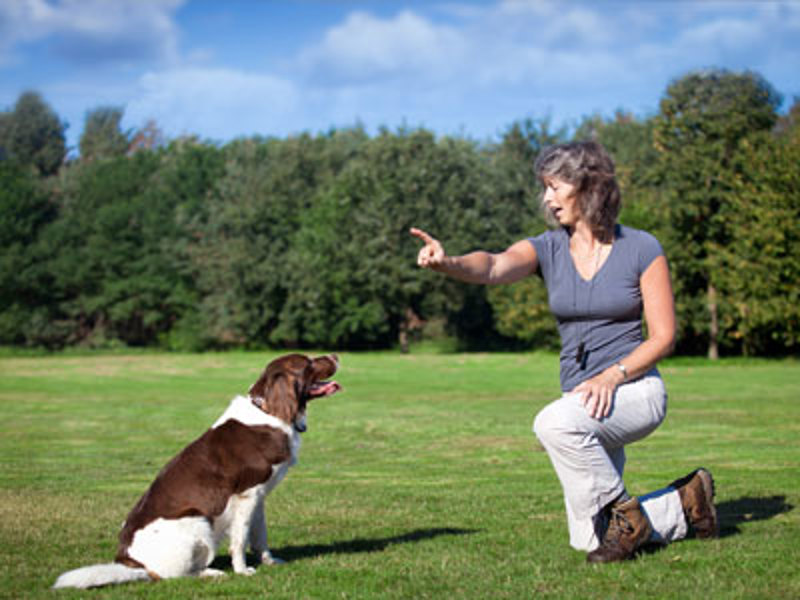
[54,353,341,589]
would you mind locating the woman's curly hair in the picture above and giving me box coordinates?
[534,141,621,240]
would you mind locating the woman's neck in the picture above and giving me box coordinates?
[568,220,614,249]
[568,221,600,252]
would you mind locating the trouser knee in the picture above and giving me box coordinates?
[533,403,563,447]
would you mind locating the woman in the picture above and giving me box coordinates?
[410,141,717,562]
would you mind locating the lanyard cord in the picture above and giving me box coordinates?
[575,245,603,369]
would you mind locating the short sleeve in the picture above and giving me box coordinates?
[636,230,665,274]
[528,230,556,282]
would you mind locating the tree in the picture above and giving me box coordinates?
[273,128,521,350]
[0,162,57,344]
[0,91,66,176]
[128,119,166,154]
[40,150,192,348]
[653,69,781,357]
[79,106,130,161]
[184,130,366,348]
[711,109,800,355]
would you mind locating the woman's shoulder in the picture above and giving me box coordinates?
[528,227,566,246]
[615,224,664,270]
[616,224,662,248]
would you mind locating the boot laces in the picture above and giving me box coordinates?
[604,506,634,546]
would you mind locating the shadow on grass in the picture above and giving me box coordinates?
[210,527,479,569]
[640,494,794,557]
[717,495,794,538]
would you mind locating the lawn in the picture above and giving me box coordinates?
[0,351,798,599]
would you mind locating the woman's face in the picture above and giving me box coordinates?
[542,176,579,227]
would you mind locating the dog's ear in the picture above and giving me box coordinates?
[262,372,297,424]
[248,371,269,400]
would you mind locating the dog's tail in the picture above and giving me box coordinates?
[52,563,152,589]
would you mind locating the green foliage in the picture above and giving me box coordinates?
[274,129,495,348]
[79,106,130,161]
[0,78,798,356]
[0,162,57,345]
[653,69,782,356]
[38,151,187,348]
[711,122,800,354]
[184,130,366,348]
[0,90,66,175]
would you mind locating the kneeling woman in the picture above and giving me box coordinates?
[410,141,717,562]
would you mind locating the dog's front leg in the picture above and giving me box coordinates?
[229,496,258,575]
[249,498,284,565]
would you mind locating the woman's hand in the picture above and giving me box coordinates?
[574,366,625,420]
[410,228,448,270]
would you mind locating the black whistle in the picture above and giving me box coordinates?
[576,342,585,365]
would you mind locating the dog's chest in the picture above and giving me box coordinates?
[212,461,291,538]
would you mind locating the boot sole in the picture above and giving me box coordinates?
[695,468,718,539]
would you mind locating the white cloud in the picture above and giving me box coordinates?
[0,0,183,66]
[124,67,300,141]
[296,10,467,86]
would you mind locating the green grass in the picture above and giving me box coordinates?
[1,351,798,599]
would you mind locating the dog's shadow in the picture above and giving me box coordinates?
[210,527,478,570]
[717,495,793,538]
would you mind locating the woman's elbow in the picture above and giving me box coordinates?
[656,327,677,358]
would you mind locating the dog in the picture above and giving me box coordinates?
[53,353,341,589]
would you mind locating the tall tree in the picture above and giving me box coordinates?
[79,106,130,161]
[0,162,57,345]
[185,130,365,348]
[653,69,781,357]
[0,91,66,176]
[711,108,800,355]
[273,128,515,350]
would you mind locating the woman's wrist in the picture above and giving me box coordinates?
[607,362,627,385]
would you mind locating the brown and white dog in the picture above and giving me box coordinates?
[53,353,340,589]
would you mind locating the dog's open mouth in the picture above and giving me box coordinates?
[309,381,341,397]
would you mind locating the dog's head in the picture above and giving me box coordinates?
[248,353,341,432]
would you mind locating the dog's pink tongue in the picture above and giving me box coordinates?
[309,381,341,397]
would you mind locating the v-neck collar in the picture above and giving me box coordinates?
[564,226,617,283]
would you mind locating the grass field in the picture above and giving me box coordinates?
[1,350,798,599]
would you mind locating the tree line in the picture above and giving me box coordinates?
[1,69,798,357]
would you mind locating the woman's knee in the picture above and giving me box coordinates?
[533,401,565,444]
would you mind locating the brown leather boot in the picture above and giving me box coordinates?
[669,468,718,539]
[586,497,653,563]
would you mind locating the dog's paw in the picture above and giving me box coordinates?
[199,568,227,578]
[261,551,285,566]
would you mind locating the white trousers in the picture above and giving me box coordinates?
[533,370,687,551]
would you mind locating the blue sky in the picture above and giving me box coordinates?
[1,0,798,153]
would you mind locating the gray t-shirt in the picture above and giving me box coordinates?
[528,224,664,392]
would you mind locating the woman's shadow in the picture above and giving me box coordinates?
[717,495,793,538]
[640,493,793,556]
